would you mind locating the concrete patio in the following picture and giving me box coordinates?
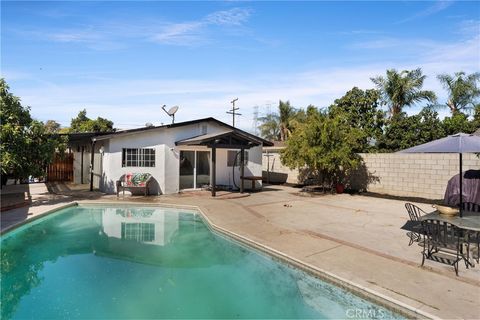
[1,183,479,319]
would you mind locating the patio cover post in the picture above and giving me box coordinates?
[240,148,245,193]
[89,140,96,192]
[459,153,463,217]
[81,146,84,184]
[211,145,216,197]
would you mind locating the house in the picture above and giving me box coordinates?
[68,117,273,196]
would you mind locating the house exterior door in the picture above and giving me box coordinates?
[179,150,210,190]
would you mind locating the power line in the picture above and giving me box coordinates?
[252,105,259,135]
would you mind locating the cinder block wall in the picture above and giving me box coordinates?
[262,150,480,200]
[356,153,480,199]
[262,149,300,184]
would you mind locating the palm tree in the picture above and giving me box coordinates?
[258,113,280,141]
[437,71,480,114]
[371,68,437,116]
[258,100,297,141]
[278,100,295,141]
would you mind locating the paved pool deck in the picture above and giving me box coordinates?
[1,183,479,319]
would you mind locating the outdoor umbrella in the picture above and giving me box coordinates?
[398,133,480,217]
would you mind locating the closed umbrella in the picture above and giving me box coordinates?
[398,133,480,217]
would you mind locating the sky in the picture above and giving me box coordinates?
[2,1,480,132]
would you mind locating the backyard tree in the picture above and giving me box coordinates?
[69,109,114,133]
[442,111,477,135]
[44,120,61,133]
[0,78,32,181]
[257,100,304,141]
[0,79,66,183]
[280,108,362,186]
[376,108,444,152]
[278,100,295,141]
[258,112,280,141]
[437,72,480,114]
[26,120,67,178]
[329,87,385,152]
[473,104,480,130]
[371,68,437,116]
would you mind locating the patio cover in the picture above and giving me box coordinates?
[175,130,263,149]
[398,133,480,216]
[175,130,265,196]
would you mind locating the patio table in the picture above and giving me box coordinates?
[419,210,480,270]
[419,210,480,232]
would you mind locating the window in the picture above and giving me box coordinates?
[122,148,155,167]
[121,223,155,242]
[227,150,248,167]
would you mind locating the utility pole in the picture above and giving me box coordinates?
[226,98,241,127]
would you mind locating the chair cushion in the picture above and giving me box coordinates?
[125,173,151,187]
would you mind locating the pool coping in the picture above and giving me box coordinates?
[1,200,438,319]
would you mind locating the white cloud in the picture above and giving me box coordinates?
[149,22,205,45]
[7,22,479,132]
[397,0,455,24]
[19,7,253,49]
[205,8,252,26]
[149,7,252,46]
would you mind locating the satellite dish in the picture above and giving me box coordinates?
[167,106,179,115]
[162,105,179,124]
[145,122,153,127]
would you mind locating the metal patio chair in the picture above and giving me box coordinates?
[467,231,480,264]
[405,203,427,246]
[421,219,466,276]
[462,202,480,213]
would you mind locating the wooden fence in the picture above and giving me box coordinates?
[47,153,74,182]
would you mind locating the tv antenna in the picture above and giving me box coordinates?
[162,105,179,124]
[226,98,241,127]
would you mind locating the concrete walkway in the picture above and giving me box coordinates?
[2,184,479,319]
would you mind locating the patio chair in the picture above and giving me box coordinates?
[462,202,480,213]
[116,173,153,198]
[464,230,480,265]
[404,203,427,246]
[421,219,466,276]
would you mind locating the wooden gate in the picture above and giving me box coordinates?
[47,153,74,182]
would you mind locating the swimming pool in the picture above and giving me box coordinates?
[1,205,403,319]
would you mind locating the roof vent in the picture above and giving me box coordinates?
[145,122,154,127]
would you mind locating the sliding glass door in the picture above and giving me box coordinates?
[179,151,195,189]
[179,150,210,190]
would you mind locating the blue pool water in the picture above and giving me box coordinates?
[1,205,403,319]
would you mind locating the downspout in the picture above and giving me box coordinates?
[89,139,96,192]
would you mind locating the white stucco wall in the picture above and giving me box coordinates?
[97,120,264,195]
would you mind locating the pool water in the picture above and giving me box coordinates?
[1,205,402,319]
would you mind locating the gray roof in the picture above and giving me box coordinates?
[92,117,273,146]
